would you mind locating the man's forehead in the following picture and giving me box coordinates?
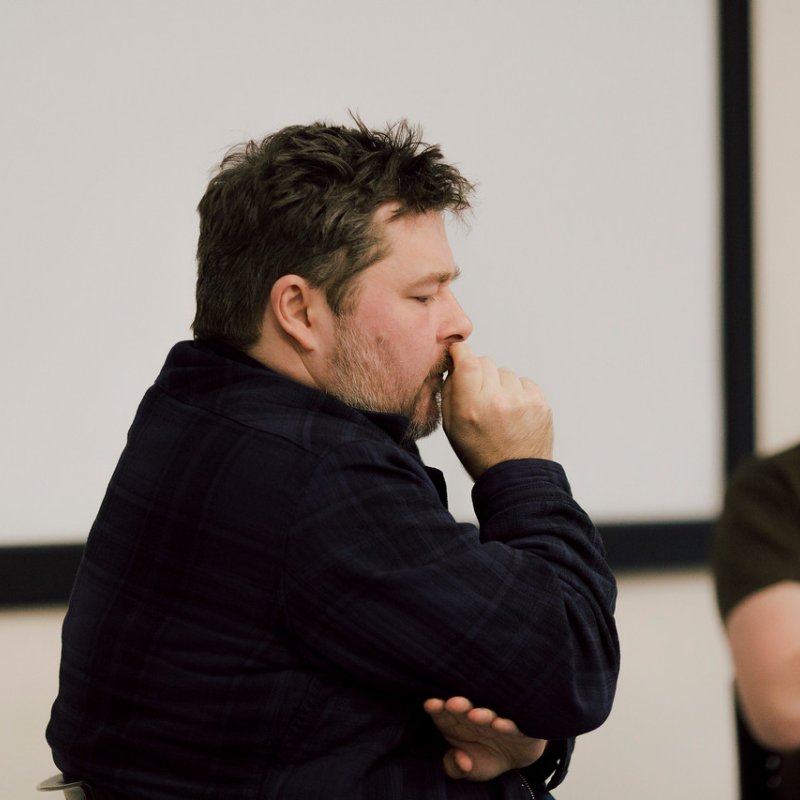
[358,204,457,286]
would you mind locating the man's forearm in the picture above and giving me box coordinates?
[728,581,800,751]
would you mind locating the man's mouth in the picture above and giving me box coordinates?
[424,351,452,388]
[438,351,454,379]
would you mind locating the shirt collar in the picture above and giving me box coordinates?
[195,338,416,447]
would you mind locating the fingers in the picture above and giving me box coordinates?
[425,696,520,736]
[490,715,520,735]
[426,696,478,780]
[466,706,496,725]
[497,367,518,388]
[424,696,545,782]
[423,697,445,715]
[448,341,474,366]
[424,696,473,716]
[442,342,553,476]
[447,343,480,378]
[447,345,542,402]
[450,343,525,388]
[424,695,474,710]
[426,696,506,729]
[444,344,483,401]
[440,697,498,725]
[498,369,547,401]
[443,696,473,714]
[466,706,523,736]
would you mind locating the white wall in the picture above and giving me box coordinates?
[4,570,737,799]
[2,607,66,797]
[2,2,765,799]
[0,0,721,545]
[753,0,800,454]
[560,570,736,799]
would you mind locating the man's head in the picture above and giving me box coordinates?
[193,116,473,350]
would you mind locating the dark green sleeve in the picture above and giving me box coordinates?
[711,445,800,619]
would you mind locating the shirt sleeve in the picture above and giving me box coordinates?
[712,448,800,619]
[281,438,619,740]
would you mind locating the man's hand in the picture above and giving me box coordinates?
[441,342,553,480]
[423,696,548,782]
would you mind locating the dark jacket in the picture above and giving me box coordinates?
[47,340,619,799]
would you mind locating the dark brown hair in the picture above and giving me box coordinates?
[192,116,474,349]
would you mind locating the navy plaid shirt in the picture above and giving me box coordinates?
[47,340,619,799]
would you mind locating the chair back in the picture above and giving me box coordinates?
[37,773,94,800]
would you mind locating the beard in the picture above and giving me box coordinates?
[326,316,449,441]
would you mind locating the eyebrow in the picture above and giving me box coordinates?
[406,265,462,290]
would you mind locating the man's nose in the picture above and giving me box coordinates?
[439,290,473,344]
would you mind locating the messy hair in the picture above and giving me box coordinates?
[192,115,474,349]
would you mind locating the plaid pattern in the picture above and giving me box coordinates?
[47,340,619,799]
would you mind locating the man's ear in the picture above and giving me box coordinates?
[269,274,331,352]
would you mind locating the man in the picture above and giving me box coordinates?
[712,442,800,795]
[47,118,619,799]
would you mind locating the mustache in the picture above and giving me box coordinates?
[429,349,453,380]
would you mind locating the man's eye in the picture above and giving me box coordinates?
[413,296,433,305]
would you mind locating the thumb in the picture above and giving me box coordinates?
[443,748,472,779]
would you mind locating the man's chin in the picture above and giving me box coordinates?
[404,394,442,442]
[405,417,440,443]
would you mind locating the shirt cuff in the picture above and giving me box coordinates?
[471,459,573,522]
[520,737,574,791]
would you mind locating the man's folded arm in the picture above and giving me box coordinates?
[282,440,620,739]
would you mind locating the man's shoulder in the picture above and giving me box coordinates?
[731,442,800,499]
[768,442,800,477]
